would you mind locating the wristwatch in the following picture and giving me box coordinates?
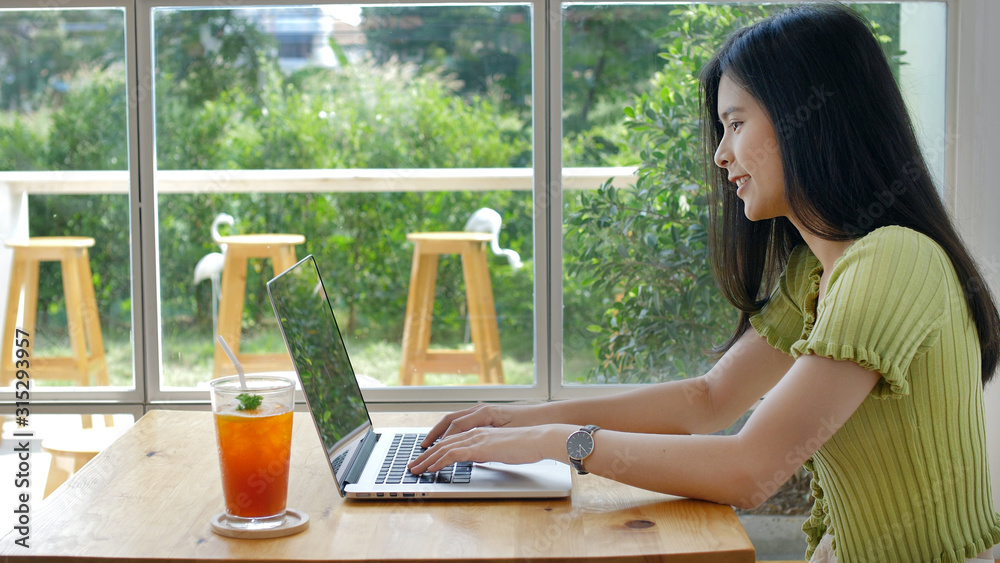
[566,424,600,474]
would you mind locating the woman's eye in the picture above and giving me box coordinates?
[730,121,742,131]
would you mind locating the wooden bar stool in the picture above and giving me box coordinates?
[41,413,125,498]
[213,234,304,376]
[399,232,504,386]
[1,237,107,386]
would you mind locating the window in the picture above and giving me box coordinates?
[0,7,138,402]
[0,1,951,410]
[149,4,537,402]
[559,2,946,390]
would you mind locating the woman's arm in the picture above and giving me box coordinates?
[410,353,880,509]
[420,329,793,443]
[545,329,797,435]
[573,354,880,508]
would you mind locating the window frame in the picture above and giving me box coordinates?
[550,0,956,401]
[0,0,145,407]
[138,0,555,406]
[0,0,962,414]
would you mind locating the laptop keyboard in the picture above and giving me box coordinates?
[376,433,473,485]
[331,450,348,475]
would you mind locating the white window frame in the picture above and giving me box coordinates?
[1,0,981,413]
[0,0,144,408]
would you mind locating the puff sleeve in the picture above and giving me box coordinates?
[789,226,947,397]
[750,245,821,356]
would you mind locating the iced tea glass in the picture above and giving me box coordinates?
[210,375,295,530]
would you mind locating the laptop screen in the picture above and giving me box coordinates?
[267,255,373,494]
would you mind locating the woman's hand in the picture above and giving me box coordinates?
[417,403,546,448]
[408,424,574,475]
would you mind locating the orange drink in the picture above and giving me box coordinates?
[210,375,295,530]
[215,407,293,518]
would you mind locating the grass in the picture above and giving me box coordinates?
[24,317,573,389]
[161,326,539,388]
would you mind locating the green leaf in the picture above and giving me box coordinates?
[236,393,263,411]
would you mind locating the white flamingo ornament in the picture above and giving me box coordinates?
[193,213,236,336]
[463,207,523,270]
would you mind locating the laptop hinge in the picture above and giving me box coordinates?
[344,430,379,485]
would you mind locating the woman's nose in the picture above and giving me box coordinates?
[714,139,731,169]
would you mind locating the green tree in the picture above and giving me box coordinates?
[0,112,47,170]
[565,3,903,383]
[360,5,531,116]
[153,9,275,109]
[47,64,127,171]
[153,55,532,353]
[566,5,771,384]
[562,5,676,136]
[0,10,125,112]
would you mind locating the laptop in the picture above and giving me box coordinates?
[266,255,572,499]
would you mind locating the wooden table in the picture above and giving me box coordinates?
[0,410,756,562]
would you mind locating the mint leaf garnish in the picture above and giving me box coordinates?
[236,393,263,411]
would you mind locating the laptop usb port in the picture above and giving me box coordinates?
[389,493,397,497]
[402,493,415,498]
[376,493,385,497]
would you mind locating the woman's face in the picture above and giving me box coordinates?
[713,74,790,221]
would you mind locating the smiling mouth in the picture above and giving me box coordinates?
[733,176,749,188]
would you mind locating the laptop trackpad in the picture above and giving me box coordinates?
[472,460,571,489]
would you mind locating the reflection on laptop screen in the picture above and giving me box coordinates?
[267,255,372,486]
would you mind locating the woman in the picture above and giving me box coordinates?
[410,4,1000,561]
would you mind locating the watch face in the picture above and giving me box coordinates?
[566,430,595,459]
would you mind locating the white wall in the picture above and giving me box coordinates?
[953,0,1000,511]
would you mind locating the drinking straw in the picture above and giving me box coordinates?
[216,335,248,390]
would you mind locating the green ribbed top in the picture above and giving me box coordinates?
[750,225,1000,562]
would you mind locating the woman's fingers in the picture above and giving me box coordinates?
[442,406,496,438]
[420,412,462,448]
[421,404,506,446]
[410,425,555,474]
[410,431,481,473]
[420,405,486,447]
[419,404,523,448]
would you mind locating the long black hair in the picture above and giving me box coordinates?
[700,3,1000,384]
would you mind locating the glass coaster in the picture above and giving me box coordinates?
[210,508,309,539]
